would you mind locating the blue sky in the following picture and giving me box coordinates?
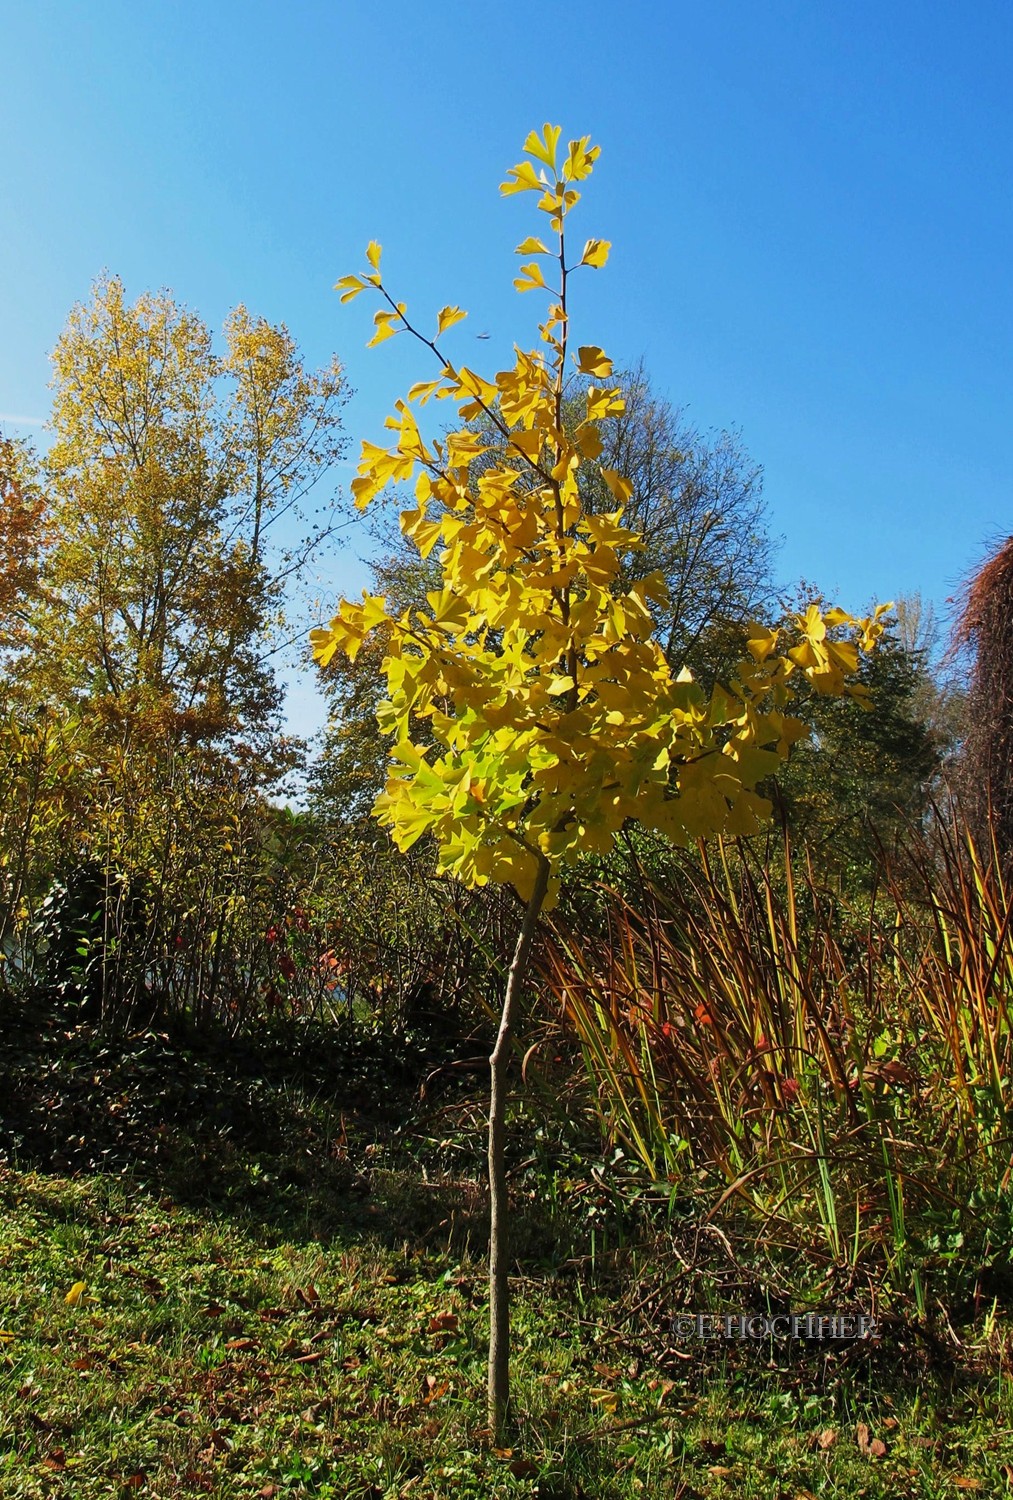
[3,1,1012,737]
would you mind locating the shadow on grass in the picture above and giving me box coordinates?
[0,986,583,1268]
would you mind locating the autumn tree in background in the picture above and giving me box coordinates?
[952,537,1013,864]
[312,124,887,1441]
[771,597,945,881]
[28,274,346,771]
[0,438,48,661]
[0,280,348,1022]
[580,359,776,685]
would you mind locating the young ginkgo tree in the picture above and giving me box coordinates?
[312,124,889,1441]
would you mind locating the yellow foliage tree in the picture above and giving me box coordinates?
[312,124,889,1441]
[37,275,346,763]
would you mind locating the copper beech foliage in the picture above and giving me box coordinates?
[312,125,891,906]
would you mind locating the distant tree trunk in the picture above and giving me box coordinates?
[953,537,1013,864]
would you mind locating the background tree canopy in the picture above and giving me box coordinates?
[19,274,348,774]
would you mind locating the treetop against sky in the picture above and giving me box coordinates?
[3,2,1011,737]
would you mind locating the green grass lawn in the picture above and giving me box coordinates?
[2,1007,1012,1497]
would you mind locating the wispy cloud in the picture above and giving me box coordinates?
[0,413,47,427]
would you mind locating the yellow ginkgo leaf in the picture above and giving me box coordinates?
[515,236,550,256]
[600,468,633,505]
[334,274,367,303]
[513,262,547,294]
[65,1281,87,1306]
[580,238,611,269]
[576,346,613,377]
[523,123,562,170]
[500,159,542,196]
[436,305,467,336]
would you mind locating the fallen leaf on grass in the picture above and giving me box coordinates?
[856,1423,870,1455]
[224,1338,258,1352]
[510,1459,538,1478]
[64,1281,87,1306]
[817,1428,837,1449]
[428,1312,459,1335]
[422,1374,449,1403]
[953,1481,982,1491]
[197,1430,230,1461]
[589,1387,619,1413]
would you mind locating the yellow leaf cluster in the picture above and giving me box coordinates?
[313,128,886,905]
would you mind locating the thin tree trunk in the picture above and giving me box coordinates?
[488,853,551,1445]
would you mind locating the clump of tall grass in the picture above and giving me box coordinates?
[543,819,1013,1313]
